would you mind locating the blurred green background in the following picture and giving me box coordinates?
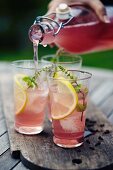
[0,0,113,70]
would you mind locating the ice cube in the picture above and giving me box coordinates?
[60,116,78,132]
[60,113,84,132]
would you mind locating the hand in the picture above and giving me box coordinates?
[48,0,110,23]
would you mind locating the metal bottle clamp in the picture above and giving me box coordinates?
[34,13,74,36]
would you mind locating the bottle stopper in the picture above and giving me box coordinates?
[56,3,71,19]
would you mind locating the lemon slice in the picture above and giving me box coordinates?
[14,74,27,115]
[51,77,78,120]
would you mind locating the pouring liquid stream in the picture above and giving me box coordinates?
[33,41,48,72]
[33,41,39,70]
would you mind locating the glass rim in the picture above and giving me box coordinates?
[11,60,52,70]
[41,54,82,64]
[48,69,92,81]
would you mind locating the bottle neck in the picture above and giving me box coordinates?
[29,4,73,45]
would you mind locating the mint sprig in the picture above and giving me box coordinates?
[76,102,87,112]
[22,65,53,89]
[58,65,77,80]
[23,76,38,88]
[22,64,86,96]
[74,84,82,92]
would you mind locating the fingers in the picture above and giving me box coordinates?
[86,0,110,23]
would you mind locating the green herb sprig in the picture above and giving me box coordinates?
[23,76,38,88]
[22,65,53,89]
[57,65,77,80]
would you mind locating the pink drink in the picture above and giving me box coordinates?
[13,60,50,135]
[55,5,113,53]
[15,87,48,135]
[55,21,113,53]
[48,70,91,148]
[53,111,85,147]
[51,93,87,147]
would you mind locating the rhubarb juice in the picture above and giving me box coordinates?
[15,87,48,134]
[51,93,87,147]
[13,60,50,135]
[48,70,92,148]
[55,6,113,53]
[52,111,86,147]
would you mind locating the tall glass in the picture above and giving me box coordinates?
[41,53,82,121]
[48,70,92,148]
[41,54,82,70]
[12,60,52,135]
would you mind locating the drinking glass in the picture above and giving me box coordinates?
[12,60,52,135]
[41,53,82,121]
[41,53,82,70]
[48,70,92,148]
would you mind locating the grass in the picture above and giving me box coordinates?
[82,49,113,70]
[0,46,113,70]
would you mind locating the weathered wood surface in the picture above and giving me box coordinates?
[0,62,113,170]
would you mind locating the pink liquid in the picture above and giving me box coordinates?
[54,6,113,53]
[50,88,87,148]
[52,110,85,148]
[15,88,48,134]
[29,5,113,54]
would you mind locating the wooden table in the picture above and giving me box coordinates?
[0,62,113,170]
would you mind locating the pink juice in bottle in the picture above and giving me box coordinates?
[29,3,113,54]
[54,5,113,53]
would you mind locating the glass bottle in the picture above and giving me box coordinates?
[29,3,113,53]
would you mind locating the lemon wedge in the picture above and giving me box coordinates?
[51,77,78,120]
[14,74,27,115]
